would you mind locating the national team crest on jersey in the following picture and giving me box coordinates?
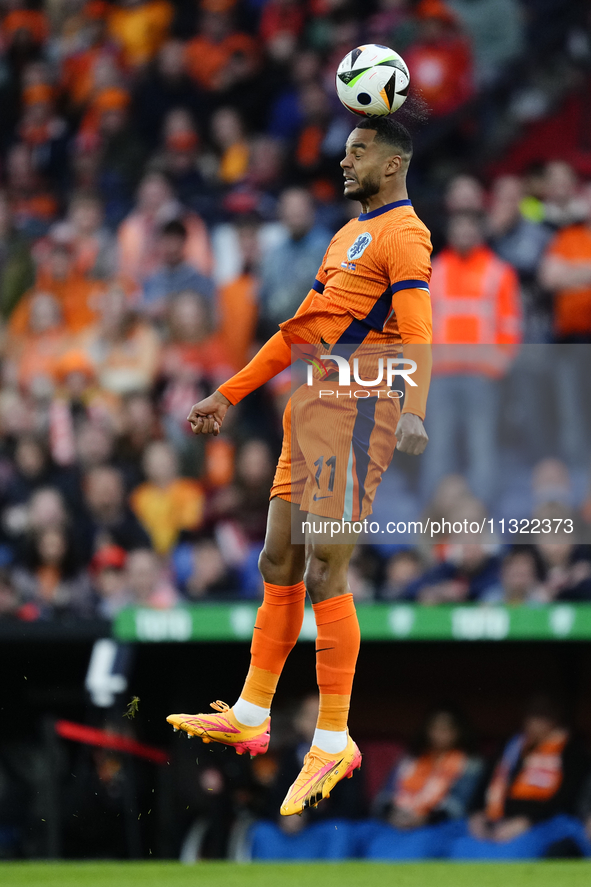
[347,232,372,261]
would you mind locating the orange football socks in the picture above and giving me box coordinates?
[236,581,306,724]
[312,593,360,739]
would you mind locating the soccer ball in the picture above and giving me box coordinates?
[335,44,410,118]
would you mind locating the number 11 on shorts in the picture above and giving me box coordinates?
[314,455,337,493]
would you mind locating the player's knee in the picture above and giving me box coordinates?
[258,548,277,582]
[303,556,325,599]
[259,547,291,585]
[304,553,347,602]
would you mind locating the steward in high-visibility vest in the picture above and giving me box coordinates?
[430,211,522,373]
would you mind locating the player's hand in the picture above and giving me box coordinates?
[395,412,428,455]
[187,391,231,436]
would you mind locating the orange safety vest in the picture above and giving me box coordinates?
[485,729,568,821]
[395,750,469,818]
[430,245,522,376]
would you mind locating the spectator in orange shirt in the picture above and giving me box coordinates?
[130,440,205,554]
[11,236,106,336]
[5,292,70,396]
[80,284,161,396]
[185,6,258,94]
[108,0,173,69]
[51,349,126,449]
[539,182,591,343]
[405,0,473,117]
[117,171,213,284]
[216,214,259,368]
[60,3,125,114]
[210,107,250,185]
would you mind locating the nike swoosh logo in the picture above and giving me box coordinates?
[291,759,342,802]
[313,494,332,501]
[183,716,240,735]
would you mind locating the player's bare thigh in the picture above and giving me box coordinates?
[258,496,306,586]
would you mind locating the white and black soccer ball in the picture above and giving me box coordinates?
[336,44,410,117]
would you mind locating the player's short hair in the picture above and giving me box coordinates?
[356,117,413,159]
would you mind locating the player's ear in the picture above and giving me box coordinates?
[385,154,402,176]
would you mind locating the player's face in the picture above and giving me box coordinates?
[341,128,384,202]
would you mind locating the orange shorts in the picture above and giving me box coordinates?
[270,382,400,521]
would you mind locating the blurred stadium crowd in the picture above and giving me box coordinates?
[50,692,591,860]
[0,0,591,620]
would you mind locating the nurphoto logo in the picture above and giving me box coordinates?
[306,354,417,398]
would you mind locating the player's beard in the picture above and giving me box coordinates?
[344,171,381,203]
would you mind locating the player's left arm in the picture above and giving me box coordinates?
[392,291,432,455]
[385,226,433,454]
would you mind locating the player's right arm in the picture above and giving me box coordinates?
[188,243,333,434]
[187,283,324,435]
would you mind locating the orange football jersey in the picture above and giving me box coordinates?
[279,199,433,348]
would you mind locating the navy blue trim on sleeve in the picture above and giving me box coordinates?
[312,278,325,293]
[391,279,430,294]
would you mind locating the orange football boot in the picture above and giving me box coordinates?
[166,700,270,757]
[280,732,362,816]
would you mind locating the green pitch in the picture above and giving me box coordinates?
[1,861,591,887]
